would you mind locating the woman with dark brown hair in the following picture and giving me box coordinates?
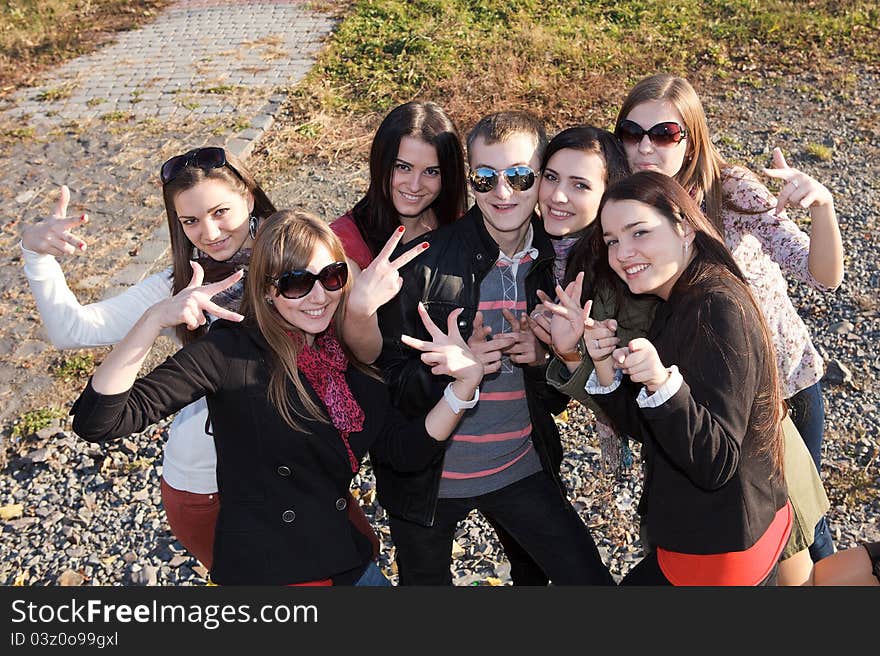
[615,73,843,565]
[332,100,467,270]
[70,210,484,585]
[22,148,274,570]
[544,171,790,585]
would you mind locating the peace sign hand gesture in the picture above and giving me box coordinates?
[148,261,245,331]
[21,185,89,256]
[762,147,833,216]
[347,225,429,317]
[401,303,484,387]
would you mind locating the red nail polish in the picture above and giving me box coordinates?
[397,225,405,233]
[421,242,429,249]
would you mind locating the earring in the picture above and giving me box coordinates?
[249,215,259,239]
[683,240,690,255]
[265,296,274,305]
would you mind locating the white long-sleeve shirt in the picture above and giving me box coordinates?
[22,245,218,493]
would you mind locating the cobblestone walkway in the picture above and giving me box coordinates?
[0,0,336,429]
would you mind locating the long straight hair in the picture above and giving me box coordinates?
[351,101,467,255]
[593,171,785,476]
[239,210,377,432]
[615,73,761,234]
[162,148,275,344]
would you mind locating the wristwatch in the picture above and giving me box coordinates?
[553,338,585,363]
[443,382,480,414]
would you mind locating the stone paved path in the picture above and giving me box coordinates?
[0,0,336,431]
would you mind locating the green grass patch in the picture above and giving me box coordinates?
[199,84,242,95]
[35,84,74,102]
[10,406,66,439]
[258,0,879,165]
[100,110,133,122]
[806,142,834,161]
[0,125,36,140]
[51,354,95,381]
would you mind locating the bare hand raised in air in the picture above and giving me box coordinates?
[402,303,484,387]
[611,338,668,392]
[347,225,429,318]
[21,185,89,257]
[148,261,244,331]
[762,147,834,216]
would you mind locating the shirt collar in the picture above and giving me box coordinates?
[497,224,538,265]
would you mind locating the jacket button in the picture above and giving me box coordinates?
[335,498,347,511]
[476,253,483,261]
[281,510,296,523]
[277,465,291,477]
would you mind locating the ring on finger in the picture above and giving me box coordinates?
[594,339,599,349]
[791,179,799,189]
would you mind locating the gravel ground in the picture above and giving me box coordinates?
[1,65,877,586]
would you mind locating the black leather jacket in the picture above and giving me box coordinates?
[374,206,569,526]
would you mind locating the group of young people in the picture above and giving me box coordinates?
[21,73,880,586]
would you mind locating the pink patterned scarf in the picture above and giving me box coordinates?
[294,325,364,473]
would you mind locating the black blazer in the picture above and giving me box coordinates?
[592,263,788,554]
[71,320,444,585]
[374,206,569,526]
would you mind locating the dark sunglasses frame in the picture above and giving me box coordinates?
[267,262,349,300]
[468,165,536,194]
[160,147,241,185]
[615,119,688,147]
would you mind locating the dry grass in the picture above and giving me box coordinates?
[0,0,170,98]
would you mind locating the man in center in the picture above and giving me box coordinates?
[375,110,613,585]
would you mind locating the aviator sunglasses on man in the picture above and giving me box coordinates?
[267,262,349,300]
[468,165,536,194]
[615,120,688,147]
[160,147,242,185]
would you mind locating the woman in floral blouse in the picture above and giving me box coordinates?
[614,73,844,573]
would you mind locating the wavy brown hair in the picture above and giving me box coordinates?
[162,148,276,345]
[615,74,762,235]
[239,210,377,431]
[592,171,785,476]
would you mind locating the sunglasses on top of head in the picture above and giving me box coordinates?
[267,262,348,300]
[160,147,242,185]
[615,120,688,147]
[468,165,536,194]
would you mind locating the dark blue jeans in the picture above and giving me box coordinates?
[788,381,835,561]
[389,471,614,586]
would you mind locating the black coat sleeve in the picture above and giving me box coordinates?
[369,394,447,472]
[376,259,451,418]
[594,293,761,490]
[71,330,231,442]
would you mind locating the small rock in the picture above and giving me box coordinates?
[822,359,853,385]
[0,503,24,520]
[829,320,855,334]
[168,555,189,568]
[57,569,84,586]
[24,448,50,463]
[130,565,158,586]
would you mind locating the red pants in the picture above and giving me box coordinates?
[160,478,379,570]
[160,477,219,569]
